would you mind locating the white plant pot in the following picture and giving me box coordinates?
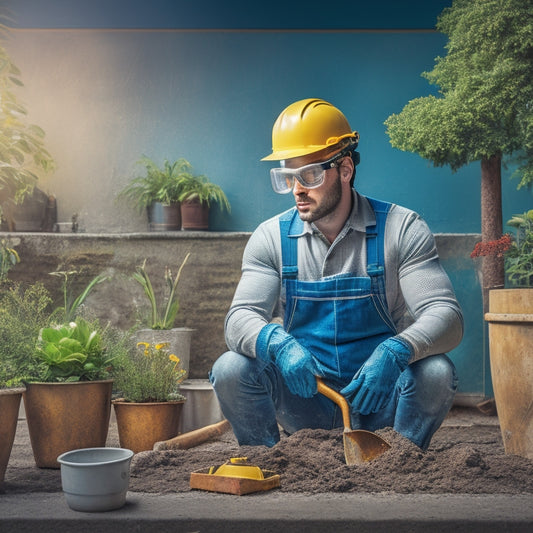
[135,328,194,378]
[57,447,134,512]
[179,379,224,433]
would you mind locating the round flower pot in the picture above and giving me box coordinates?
[57,447,134,512]
[135,328,194,378]
[112,400,185,453]
[180,200,209,230]
[147,202,181,231]
[23,380,113,468]
[485,288,533,460]
[0,388,23,485]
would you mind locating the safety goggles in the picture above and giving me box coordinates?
[270,151,348,194]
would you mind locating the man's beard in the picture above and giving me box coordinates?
[296,173,342,224]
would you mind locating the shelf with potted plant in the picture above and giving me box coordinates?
[111,341,187,453]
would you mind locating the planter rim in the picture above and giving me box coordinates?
[0,387,25,395]
[24,379,114,386]
[485,312,533,323]
[57,447,133,467]
[112,399,186,406]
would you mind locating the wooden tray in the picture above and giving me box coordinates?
[190,468,280,495]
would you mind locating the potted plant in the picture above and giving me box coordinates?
[117,157,191,231]
[177,166,231,230]
[0,278,53,484]
[132,252,194,377]
[0,27,55,230]
[473,210,533,460]
[20,272,120,468]
[112,341,187,453]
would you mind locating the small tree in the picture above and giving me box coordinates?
[385,0,533,307]
[0,24,54,207]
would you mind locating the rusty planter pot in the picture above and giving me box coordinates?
[180,200,209,230]
[113,400,185,454]
[0,388,23,484]
[485,288,533,460]
[23,380,113,468]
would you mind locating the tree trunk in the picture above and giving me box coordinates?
[480,154,504,311]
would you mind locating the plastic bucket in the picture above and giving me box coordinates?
[57,447,134,512]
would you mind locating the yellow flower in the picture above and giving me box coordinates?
[136,341,150,356]
[169,354,180,363]
[155,342,170,350]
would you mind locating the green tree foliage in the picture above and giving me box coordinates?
[385,0,532,186]
[384,0,533,295]
[0,27,55,203]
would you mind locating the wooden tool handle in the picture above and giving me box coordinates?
[316,377,352,431]
[153,419,231,451]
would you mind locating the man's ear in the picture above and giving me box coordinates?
[339,157,354,183]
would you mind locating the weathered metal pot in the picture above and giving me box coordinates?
[485,288,533,460]
[0,388,23,485]
[23,380,113,468]
[113,400,185,453]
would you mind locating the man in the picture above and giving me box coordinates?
[210,98,463,450]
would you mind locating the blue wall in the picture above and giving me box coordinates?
[3,0,531,233]
[2,0,530,399]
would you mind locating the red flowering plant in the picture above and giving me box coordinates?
[471,210,533,288]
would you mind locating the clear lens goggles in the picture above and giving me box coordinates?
[270,151,348,194]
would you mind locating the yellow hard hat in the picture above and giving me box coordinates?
[261,98,359,161]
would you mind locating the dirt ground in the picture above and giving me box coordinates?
[4,406,533,495]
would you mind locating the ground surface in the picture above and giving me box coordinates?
[4,406,533,495]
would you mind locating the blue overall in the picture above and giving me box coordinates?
[279,197,395,390]
[210,196,458,449]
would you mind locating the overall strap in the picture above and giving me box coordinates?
[365,196,393,324]
[279,208,302,282]
[365,196,391,277]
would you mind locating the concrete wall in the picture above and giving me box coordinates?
[4,231,488,401]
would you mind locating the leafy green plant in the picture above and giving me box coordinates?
[178,172,231,213]
[505,210,533,288]
[49,270,108,323]
[384,0,532,295]
[117,157,191,211]
[0,26,55,207]
[112,341,186,402]
[0,281,52,387]
[34,317,115,382]
[132,252,191,330]
[0,238,19,281]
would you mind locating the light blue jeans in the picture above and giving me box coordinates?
[209,351,458,450]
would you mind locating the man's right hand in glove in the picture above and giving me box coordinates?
[256,323,320,398]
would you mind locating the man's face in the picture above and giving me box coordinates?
[285,152,345,224]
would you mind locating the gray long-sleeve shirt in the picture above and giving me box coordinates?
[225,191,464,363]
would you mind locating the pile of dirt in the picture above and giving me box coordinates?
[4,413,533,495]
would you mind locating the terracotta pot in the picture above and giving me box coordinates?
[23,380,113,468]
[485,288,533,460]
[180,200,209,230]
[0,388,23,484]
[113,400,185,453]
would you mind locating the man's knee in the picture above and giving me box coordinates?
[409,354,458,405]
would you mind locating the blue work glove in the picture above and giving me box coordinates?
[340,337,412,415]
[256,323,320,398]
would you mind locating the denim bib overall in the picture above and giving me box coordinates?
[279,196,396,388]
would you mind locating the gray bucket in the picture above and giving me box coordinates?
[57,447,134,512]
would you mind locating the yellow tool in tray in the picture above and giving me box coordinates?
[211,457,264,480]
[190,457,280,495]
